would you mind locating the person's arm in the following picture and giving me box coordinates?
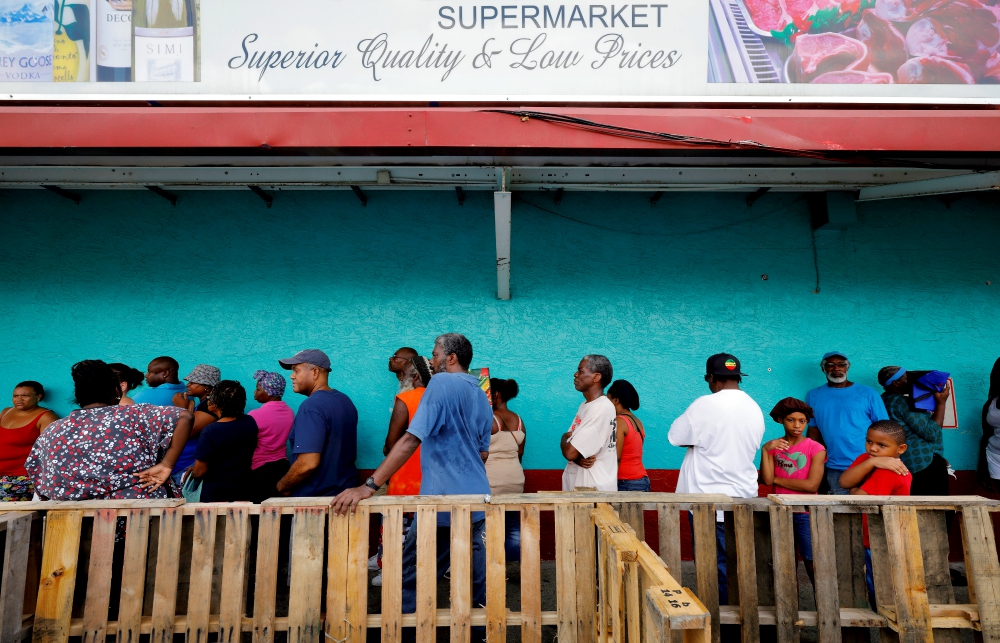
[36,410,58,431]
[191,459,208,479]
[931,381,952,427]
[759,447,775,486]
[891,396,943,446]
[332,432,423,513]
[561,431,581,461]
[277,453,321,494]
[806,426,825,445]
[517,418,526,460]
[667,409,696,448]
[190,410,216,439]
[383,398,411,455]
[615,416,628,462]
[481,451,489,463]
[136,409,194,490]
[172,392,195,412]
[775,450,827,493]
[839,457,909,490]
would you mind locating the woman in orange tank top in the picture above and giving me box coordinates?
[608,380,649,492]
[383,357,434,495]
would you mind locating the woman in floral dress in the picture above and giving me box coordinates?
[26,360,194,500]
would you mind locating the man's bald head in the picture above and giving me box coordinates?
[146,356,180,387]
[389,347,419,376]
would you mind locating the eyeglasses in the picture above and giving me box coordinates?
[389,355,412,362]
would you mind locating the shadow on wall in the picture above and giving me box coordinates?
[0,187,998,470]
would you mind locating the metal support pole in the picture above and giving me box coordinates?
[494,191,511,301]
[248,185,273,208]
[350,185,368,206]
[42,185,80,204]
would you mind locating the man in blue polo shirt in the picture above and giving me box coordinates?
[332,332,492,639]
[276,349,359,497]
[806,351,888,494]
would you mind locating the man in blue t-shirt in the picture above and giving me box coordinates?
[133,356,187,406]
[805,351,889,494]
[332,333,493,637]
[275,349,359,497]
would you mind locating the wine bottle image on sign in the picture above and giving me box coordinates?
[0,0,54,82]
[54,0,93,82]
[132,0,195,82]
[96,0,131,81]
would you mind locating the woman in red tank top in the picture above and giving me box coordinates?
[608,380,649,492]
[0,381,58,501]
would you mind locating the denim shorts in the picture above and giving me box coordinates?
[617,476,651,492]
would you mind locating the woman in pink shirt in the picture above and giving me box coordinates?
[759,397,826,585]
[248,370,295,503]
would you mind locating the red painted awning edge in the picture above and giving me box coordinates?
[0,106,998,152]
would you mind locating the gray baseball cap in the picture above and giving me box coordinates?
[279,349,331,372]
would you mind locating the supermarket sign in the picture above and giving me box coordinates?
[4,0,1000,103]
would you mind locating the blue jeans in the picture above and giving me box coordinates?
[688,513,728,604]
[504,511,521,561]
[617,476,651,492]
[865,548,876,608]
[792,513,813,561]
[402,517,486,642]
[826,468,849,495]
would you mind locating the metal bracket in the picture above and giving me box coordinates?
[554,188,564,206]
[650,191,664,207]
[248,185,273,208]
[351,185,368,206]
[145,185,177,206]
[42,185,80,204]
[746,187,770,208]
[456,186,465,206]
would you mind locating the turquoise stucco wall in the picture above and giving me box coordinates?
[1,188,997,470]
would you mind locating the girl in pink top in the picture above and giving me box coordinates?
[247,370,295,503]
[759,397,826,586]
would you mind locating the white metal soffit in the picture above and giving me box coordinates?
[0,166,990,195]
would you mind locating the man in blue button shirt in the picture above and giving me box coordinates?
[806,351,888,494]
[332,333,492,640]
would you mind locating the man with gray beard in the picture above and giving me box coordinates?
[805,351,888,494]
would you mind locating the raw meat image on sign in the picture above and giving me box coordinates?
[708,0,1000,83]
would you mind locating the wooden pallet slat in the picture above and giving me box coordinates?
[381,505,404,643]
[809,505,843,643]
[415,506,437,643]
[31,510,83,643]
[881,505,933,643]
[519,505,541,643]
[0,513,34,643]
[79,509,116,643]
[691,505,720,643]
[254,505,282,643]
[117,508,151,643]
[345,505,369,643]
[218,504,251,643]
[575,502,596,643]
[962,505,1000,643]
[186,506,218,643]
[149,507,183,643]
[485,505,506,643]
[767,505,799,643]
[449,505,472,643]
[733,504,759,643]
[554,503,578,643]
[287,506,326,643]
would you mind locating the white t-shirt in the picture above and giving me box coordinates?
[562,396,619,492]
[668,389,765,505]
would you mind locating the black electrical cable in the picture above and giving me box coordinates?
[483,109,939,168]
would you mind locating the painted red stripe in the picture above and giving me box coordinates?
[1,106,999,151]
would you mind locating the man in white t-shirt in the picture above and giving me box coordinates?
[561,354,618,491]
[668,353,765,603]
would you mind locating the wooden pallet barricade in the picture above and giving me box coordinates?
[3,493,1000,643]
